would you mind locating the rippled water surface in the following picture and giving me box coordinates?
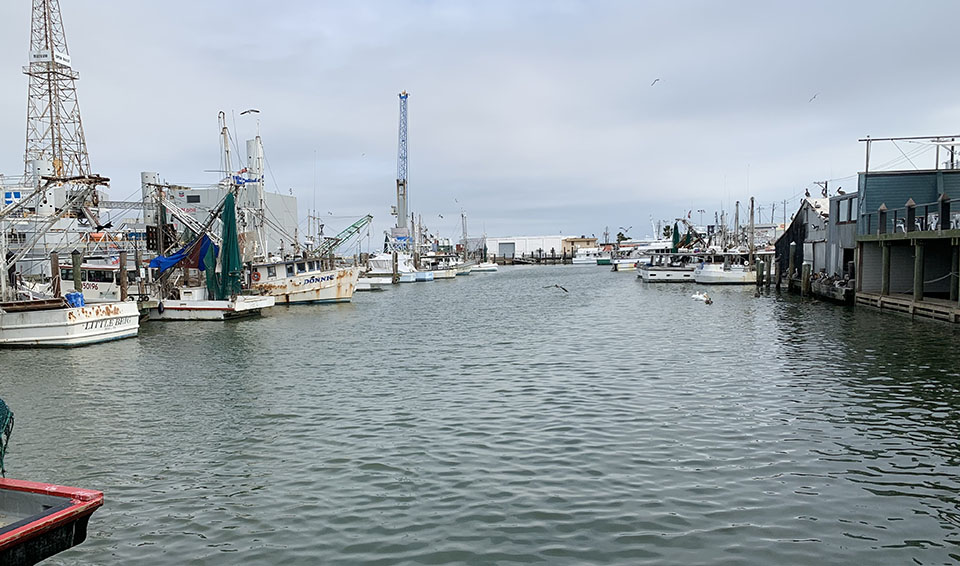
[3,265,960,565]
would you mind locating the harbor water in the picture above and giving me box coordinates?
[3,265,960,565]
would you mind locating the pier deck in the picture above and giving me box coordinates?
[855,292,960,323]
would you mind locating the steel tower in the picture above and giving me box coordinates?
[395,91,409,230]
[23,0,90,178]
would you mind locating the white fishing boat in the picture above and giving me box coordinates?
[148,287,274,320]
[250,260,360,304]
[637,253,698,282]
[572,247,606,265]
[0,179,142,347]
[472,261,498,272]
[692,251,773,285]
[0,298,139,347]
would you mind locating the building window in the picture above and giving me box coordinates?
[267,265,276,278]
[840,199,850,223]
[186,194,201,203]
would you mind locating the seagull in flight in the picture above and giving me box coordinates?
[651,78,660,86]
[438,214,444,219]
[808,93,818,103]
[240,108,260,115]
[544,284,568,293]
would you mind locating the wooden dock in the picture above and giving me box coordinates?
[856,292,960,323]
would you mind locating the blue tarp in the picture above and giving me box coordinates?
[148,234,216,274]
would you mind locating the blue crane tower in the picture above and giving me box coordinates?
[395,91,409,231]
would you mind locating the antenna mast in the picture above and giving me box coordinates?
[23,0,90,178]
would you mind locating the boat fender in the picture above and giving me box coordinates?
[157,301,164,314]
[252,271,261,282]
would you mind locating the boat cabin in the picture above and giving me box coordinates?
[59,263,138,302]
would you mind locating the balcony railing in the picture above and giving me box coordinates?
[860,196,960,235]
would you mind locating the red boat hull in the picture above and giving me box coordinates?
[0,478,104,566]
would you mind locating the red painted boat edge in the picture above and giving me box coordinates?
[0,478,104,552]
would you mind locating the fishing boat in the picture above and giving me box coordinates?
[0,177,140,347]
[147,193,276,320]
[234,133,364,303]
[250,260,360,303]
[692,251,773,285]
[637,253,699,282]
[0,299,139,347]
[364,251,417,283]
[472,261,498,272]
[572,247,606,265]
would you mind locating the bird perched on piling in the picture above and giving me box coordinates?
[544,284,568,293]
[837,187,845,195]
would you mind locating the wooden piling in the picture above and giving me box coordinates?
[71,250,82,292]
[756,260,765,287]
[765,257,772,288]
[119,251,129,301]
[801,263,811,297]
[913,241,924,302]
[392,251,399,284]
[881,243,890,296]
[788,242,796,288]
[951,245,959,303]
[49,251,61,298]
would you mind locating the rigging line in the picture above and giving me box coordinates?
[877,143,930,171]
[924,272,959,284]
[870,144,928,170]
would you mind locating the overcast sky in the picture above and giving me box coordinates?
[2,1,959,242]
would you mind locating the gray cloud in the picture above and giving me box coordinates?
[1,1,958,242]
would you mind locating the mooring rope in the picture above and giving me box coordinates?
[924,272,959,285]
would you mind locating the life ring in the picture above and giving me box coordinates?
[252,271,261,282]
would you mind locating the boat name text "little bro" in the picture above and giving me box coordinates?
[82,316,134,330]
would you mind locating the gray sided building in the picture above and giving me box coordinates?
[855,137,960,321]
[827,192,858,278]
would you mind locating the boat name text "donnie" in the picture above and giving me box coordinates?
[303,274,334,284]
[82,316,134,330]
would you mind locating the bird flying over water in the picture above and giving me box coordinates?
[544,284,568,293]
[808,93,818,103]
[651,78,660,86]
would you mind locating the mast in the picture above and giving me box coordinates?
[734,201,740,248]
[245,136,269,259]
[749,197,755,268]
[461,211,468,261]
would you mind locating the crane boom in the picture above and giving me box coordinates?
[395,91,409,231]
[314,215,372,257]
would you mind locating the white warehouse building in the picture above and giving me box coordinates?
[486,235,565,259]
